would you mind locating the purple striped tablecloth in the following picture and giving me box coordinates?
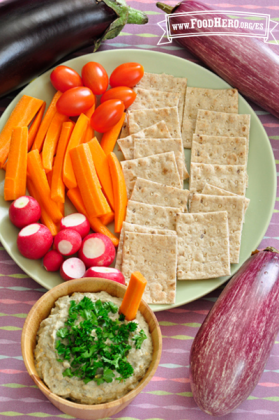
[1,1,279,419]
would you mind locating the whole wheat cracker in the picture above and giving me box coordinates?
[121,232,177,304]
[136,72,187,126]
[130,88,180,112]
[115,222,176,272]
[121,152,182,198]
[202,183,250,213]
[189,193,245,264]
[128,107,181,138]
[134,138,188,181]
[190,162,246,196]
[195,110,251,145]
[191,134,247,166]
[118,121,171,160]
[125,200,181,231]
[182,88,238,148]
[130,178,190,212]
[176,211,231,280]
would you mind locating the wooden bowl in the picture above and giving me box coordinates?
[21,278,162,420]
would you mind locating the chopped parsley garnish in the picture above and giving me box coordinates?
[55,296,147,385]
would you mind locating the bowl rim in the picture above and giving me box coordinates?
[21,277,162,412]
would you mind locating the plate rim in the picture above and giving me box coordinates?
[0,48,277,311]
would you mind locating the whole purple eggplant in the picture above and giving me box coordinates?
[0,0,147,97]
[189,248,279,416]
[157,1,279,119]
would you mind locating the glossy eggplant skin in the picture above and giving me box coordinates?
[157,1,279,119]
[0,0,116,97]
[190,249,279,416]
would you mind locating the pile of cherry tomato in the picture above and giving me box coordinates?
[50,62,144,133]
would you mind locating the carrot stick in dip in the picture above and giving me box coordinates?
[119,272,147,321]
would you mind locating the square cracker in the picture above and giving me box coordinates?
[176,211,231,280]
[195,110,251,145]
[125,200,181,231]
[121,232,177,304]
[134,138,188,181]
[202,183,250,213]
[130,178,190,211]
[189,193,245,264]
[190,162,246,196]
[182,88,238,148]
[115,222,176,271]
[136,72,187,126]
[118,121,171,160]
[191,134,247,166]
[121,152,182,198]
[128,107,181,138]
[130,88,180,112]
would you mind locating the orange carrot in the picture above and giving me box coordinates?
[27,178,59,236]
[27,149,63,223]
[99,211,114,226]
[31,91,63,152]
[4,127,28,201]
[42,112,68,173]
[63,113,89,190]
[87,138,115,209]
[82,124,95,144]
[84,103,95,119]
[51,121,74,203]
[70,143,111,218]
[67,188,119,246]
[0,95,44,167]
[57,201,64,217]
[119,272,147,321]
[107,152,128,233]
[46,168,53,187]
[28,102,46,150]
[100,112,126,155]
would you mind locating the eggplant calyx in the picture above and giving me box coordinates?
[93,0,148,51]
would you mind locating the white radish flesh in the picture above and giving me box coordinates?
[84,266,125,284]
[78,233,115,268]
[54,229,82,256]
[17,223,53,259]
[9,196,41,228]
[60,257,86,280]
[60,213,90,238]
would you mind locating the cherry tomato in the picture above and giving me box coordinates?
[91,100,125,133]
[101,86,136,109]
[82,62,108,95]
[50,65,83,92]
[56,87,95,116]
[110,63,144,88]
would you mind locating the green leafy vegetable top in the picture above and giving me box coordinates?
[55,296,147,385]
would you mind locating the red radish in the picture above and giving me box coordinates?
[9,196,41,228]
[43,250,64,272]
[60,213,90,238]
[17,223,52,259]
[84,267,125,285]
[60,257,86,280]
[78,233,115,268]
[54,229,82,256]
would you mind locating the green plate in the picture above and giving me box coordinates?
[0,49,276,312]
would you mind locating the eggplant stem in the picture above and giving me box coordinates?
[156,2,174,14]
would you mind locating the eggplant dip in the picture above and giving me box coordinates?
[34,291,153,405]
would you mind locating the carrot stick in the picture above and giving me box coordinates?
[42,112,68,173]
[27,149,63,223]
[84,103,95,119]
[100,112,126,155]
[82,124,95,144]
[119,272,147,321]
[31,91,63,152]
[27,178,59,236]
[107,152,128,233]
[46,169,53,187]
[87,138,115,210]
[63,113,89,190]
[0,96,44,167]
[99,211,114,226]
[67,188,119,246]
[4,127,28,201]
[51,121,74,203]
[28,102,46,150]
[70,143,111,218]
[57,201,64,217]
